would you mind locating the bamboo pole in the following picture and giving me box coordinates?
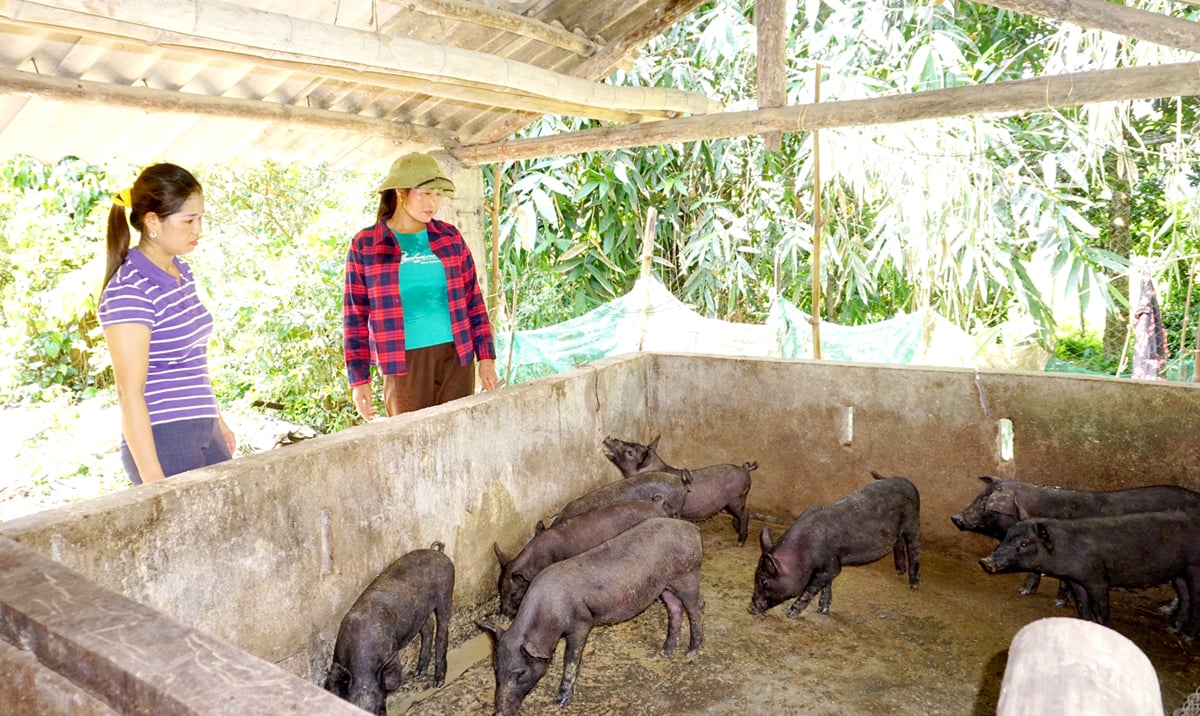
[640,207,659,282]
[811,64,823,360]
[489,163,503,313]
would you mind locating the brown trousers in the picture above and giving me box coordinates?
[382,342,475,416]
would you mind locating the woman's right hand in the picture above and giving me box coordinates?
[351,383,375,421]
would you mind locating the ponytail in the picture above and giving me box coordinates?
[102,204,131,293]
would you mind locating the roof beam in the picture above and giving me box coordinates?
[465,0,712,144]
[390,0,598,58]
[451,61,1200,165]
[973,0,1200,53]
[1,0,720,120]
[0,67,457,148]
[756,0,788,152]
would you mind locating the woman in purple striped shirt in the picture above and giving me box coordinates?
[98,163,235,485]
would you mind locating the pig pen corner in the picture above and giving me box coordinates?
[1,353,1199,715]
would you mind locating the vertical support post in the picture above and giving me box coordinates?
[811,63,823,360]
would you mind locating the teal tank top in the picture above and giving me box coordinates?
[395,228,454,349]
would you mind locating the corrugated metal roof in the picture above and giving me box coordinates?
[0,0,716,171]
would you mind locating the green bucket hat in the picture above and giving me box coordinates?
[376,153,456,194]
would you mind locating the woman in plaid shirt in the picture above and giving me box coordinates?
[343,153,500,418]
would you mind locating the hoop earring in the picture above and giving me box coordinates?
[150,232,157,238]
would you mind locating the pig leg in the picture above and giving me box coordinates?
[1053,579,1072,608]
[659,590,684,657]
[816,583,834,614]
[786,584,821,618]
[668,575,705,655]
[1169,577,1189,635]
[1081,585,1112,625]
[432,602,450,687]
[412,613,434,681]
[726,497,750,547]
[1018,572,1042,595]
[902,528,920,590]
[556,625,593,707]
[891,539,906,575]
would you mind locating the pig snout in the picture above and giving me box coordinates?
[979,555,1001,574]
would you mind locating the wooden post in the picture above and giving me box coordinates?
[811,64,823,360]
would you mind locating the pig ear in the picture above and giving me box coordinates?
[1015,503,1030,521]
[649,435,661,451]
[324,661,350,693]
[1034,522,1054,552]
[493,542,512,567]
[477,619,506,640]
[979,475,999,486]
[522,642,553,661]
[759,526,775,552]
[380,653,404,691]
[759,553,781,577]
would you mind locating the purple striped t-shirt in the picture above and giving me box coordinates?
[98,248,219,425]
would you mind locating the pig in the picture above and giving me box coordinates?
[749,472,920,617]
[325,542,454,715]
[493,496,677,618]
[952,475,1200,596]
[979,512,1200,635]
[601,435,758,545]
[551,470,689,525]
[478,517,704,715]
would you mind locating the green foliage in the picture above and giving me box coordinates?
[1052,330,1121,376]
[0,156,112,401]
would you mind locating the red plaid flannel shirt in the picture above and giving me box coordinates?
[343,218,496,386]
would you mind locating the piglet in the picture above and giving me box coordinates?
[493,497,676,618]
[552,471,688,525]
[980,511,1200,635]
[750,471,920,617]
[325,541,454,715]
[602,435,758,545]
[479,517,704,715]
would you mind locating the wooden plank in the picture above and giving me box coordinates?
[465,0,712,144]
[1,0,719,120]
[975,0,1200,53]
[452,61,1200,165]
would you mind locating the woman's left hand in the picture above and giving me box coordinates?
[478,359,502,391]
[218,414,237,455]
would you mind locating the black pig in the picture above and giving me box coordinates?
[478,517,704,715]
[979,512,1200,634]
[552,471,688,525]
[493,497,675,618]
[602,435,758,545]
[750,472,920,617]
[952,475,1200,596]
[325,542,454,715]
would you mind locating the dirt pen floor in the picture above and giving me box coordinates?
[386,517,1200,715]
